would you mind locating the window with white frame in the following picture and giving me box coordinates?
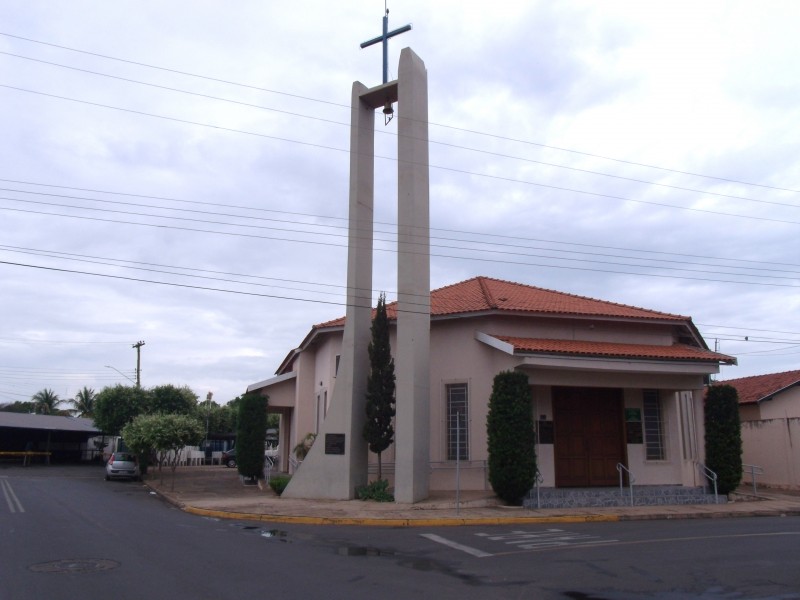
[643,389,666,460]
[446,383,469,460]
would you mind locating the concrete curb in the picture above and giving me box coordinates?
[617,508,800,521]
[147,482,800,528]
[182,505,620,527]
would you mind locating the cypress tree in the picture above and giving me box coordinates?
[363,293,396,481]
[236,391,268,481]
[704,384,743,495]
[487,371,536,505]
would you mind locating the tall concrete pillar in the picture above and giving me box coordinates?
[282,48,430,502]
[394,48,430,503]
[282,81,376,499]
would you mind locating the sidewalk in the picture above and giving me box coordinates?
[144,466,800,527]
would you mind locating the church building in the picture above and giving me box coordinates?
[248,276,735,493]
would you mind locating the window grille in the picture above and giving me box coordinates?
[643,389,666,460]
[446,383,469,460]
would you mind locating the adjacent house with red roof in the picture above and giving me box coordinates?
[719,370,800,489]
[249,276,735,493]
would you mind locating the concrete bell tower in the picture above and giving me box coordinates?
[282,45,431,503]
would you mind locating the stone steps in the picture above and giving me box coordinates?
[523,485,725,509]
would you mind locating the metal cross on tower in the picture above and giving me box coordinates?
[360,8,412,84]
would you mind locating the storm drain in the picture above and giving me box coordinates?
[29,559,120,574]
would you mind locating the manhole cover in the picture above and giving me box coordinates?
[29,559,120,573]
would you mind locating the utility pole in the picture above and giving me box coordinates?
[132,340,145,387]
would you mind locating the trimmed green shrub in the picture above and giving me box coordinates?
[236,392,268,480]
[269,475,292,496]
[356,479,394,502]
[704,384,743,494]
[487,371,536,505]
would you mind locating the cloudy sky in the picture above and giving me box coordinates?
[1,1,798,407]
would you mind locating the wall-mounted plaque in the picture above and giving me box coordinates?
[625,408,642,422]
[325,433,346,455]
[626,421,643,444]
[537,420,554,444]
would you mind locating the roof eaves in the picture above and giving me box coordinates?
[247,371,297,393]
[756,380,800,404]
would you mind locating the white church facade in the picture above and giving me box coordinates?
[248,276,735,495]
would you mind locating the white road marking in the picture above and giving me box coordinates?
[420,533,492,558]
[476,528,616,550]
[1,478,25,513]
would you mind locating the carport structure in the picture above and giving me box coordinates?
[0,412,101,464]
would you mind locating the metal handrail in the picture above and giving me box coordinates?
[696,462,719,504]
[617,463,635,506]
[742,463,765,496]
[533,467,544,509]
[288,454,302,473]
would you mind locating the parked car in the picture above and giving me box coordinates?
[105,452,140,481]
[223,447,279,469]
[222,448,236,468]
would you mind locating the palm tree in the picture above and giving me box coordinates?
[71,387,96,418]
[31,388,62,415]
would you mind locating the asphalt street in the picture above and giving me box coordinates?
[2,465,799,600]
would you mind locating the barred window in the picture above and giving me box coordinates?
[446,383,469,460]
[643,389,666,460]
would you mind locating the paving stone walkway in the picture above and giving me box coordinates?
[144,466,800,527]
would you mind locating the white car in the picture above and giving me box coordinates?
[105,452,140,481]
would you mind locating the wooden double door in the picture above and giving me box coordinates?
[553,386,626,487]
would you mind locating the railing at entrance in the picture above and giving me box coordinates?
[616,463,635,506]
[743,463,765,496]
[528,467,545,509]
[696,462,719,504]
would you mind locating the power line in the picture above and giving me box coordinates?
[695,323,800,337]
[0,32,348,108]
[4,83,800,228]
[4,178,800,271]
[2,232,798,293]
[3,50,799,211]
[3,31,800,195]
[3,187,799,276]
[5,243,799,354]
[1,255,796,356]
[2,196,797,283]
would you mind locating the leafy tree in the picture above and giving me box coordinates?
[487,371,536,505]
[199,400,239,435]
[71,386,96,418]
[148,384,198,415]
[31,388,63,415]
[118,415,152,476]
[362,293,396,480]
[94,384,149,436]
[704,384,743,495]
[224,395,245,433]
[236,392,268,480]
[122,413,204,490]
[0,401,35,413]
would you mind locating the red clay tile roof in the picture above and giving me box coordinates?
[717,370,800,404]
[315,276,687,329]
[491,335,735,363]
